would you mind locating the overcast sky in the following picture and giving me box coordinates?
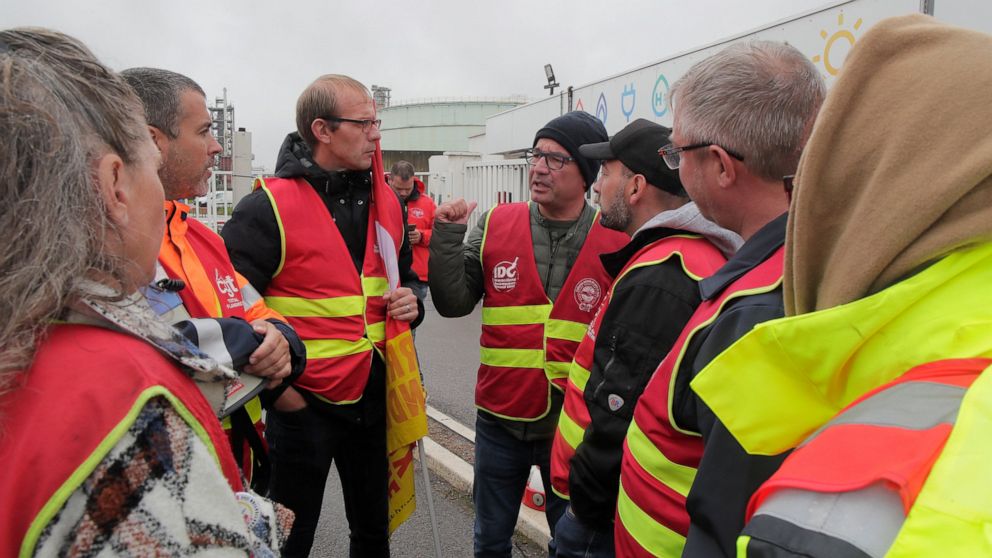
[4,0,831,170]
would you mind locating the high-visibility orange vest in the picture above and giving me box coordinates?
[615,247,784,558]
[477,202,626,421]
[0,324,243,558]
[160,201,250,320]
[741,358,990,558]
[550,234,726,499]
[256,175,405,405]
[159,200,276,483]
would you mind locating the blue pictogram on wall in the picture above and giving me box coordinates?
[652,74,670,118]
[596,93,608,124]
[621,83,636,122]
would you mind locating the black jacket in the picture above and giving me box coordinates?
[221,133,423,424]
[673,213,789,558]
[568,226,703,528]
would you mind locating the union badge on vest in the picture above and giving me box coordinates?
[608,394,625,411]
[411,207,425,219]
[492,257,520,292]
[573,278,603,312]
[215,269,241,311]
[215,269,237,298]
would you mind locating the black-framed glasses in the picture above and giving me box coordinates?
[524,149,575,171]
[658,142,745,170]
[320,116,382,133]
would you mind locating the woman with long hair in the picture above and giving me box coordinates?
[0,28,290,556]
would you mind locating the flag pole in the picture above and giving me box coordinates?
[418,440,444,558]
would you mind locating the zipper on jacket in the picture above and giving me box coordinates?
[591,331,620,401]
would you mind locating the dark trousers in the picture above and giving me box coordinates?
[473,411,567,558]
[267,405,389,558]
[553,505,615,558]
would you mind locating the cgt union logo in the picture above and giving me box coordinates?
[215,270,238,298]
[492,257,520,292]
[573,278,603,312]
[411,207,425,219]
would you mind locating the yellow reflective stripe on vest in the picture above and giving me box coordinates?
[366,321,386,344]
[255,178,287,279]
[617,479,687,558]
[20,386,226,558]
[220,395,263,429]
[884,363,992,557]
[627,421,697,497]
[482,304,551,326]
[263,295,365,318]
[670,279,783,438]
[737,535,753,558]
[313,391,362,406]
[546,360,571,381]
[568,362,592,392]
[361,277,387,345]
[244,395,263,422]
[546,318,588,343]
[480,347,545,369]
[304,337,373,359]
[558,410,585,449]
[362,276,389,296]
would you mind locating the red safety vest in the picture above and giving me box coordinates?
[550,234,726,499]
[615,247,784,558]
[0,324,242,557]
[477,202,626,421]
[405,178,435,282]
[257,175,405,404]
[742,358,990,557]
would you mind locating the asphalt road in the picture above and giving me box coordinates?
[310,458,545,557]
[417,297,482,429]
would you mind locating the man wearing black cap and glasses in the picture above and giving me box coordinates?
[549,119,740,557]
[429,111,627,557]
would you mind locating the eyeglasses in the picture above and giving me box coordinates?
[524,149,575,171]
[658,142,745,170]
[320,116,382,133]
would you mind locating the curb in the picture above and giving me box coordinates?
[415,436,552,547]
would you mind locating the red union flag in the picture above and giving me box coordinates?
[372,142,428,534]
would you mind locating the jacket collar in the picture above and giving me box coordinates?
[273,131,371,195]
[599,227,684,278]
[699,212,787,301]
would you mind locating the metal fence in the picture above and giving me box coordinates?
[186,170,235,232]
[464,159,528,230]
[188,162,530,235]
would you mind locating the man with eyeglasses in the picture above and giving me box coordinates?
[548,119,741,558]
[429,111,627,557]
[221,74,422,558]
[614,42,825,558]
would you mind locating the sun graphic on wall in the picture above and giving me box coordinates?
[812,12,863,76]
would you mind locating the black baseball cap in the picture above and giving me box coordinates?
[579,118,684,196]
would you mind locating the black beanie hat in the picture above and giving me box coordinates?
[533,111,609,189]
